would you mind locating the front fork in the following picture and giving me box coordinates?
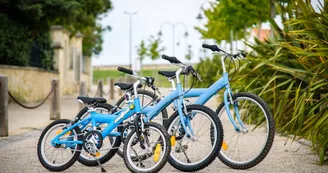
[134,113,150,149]
[174,97,195,138]
[224,88,248,133]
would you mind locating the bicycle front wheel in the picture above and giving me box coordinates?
[165,104,223,172]
[216,92,275,169]
[123,122,171,173]
[115,89,168,158]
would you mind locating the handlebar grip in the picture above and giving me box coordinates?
[202,44,221,52]
[117,66,133,75]
[162,54,182,64]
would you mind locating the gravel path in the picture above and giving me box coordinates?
[0,126,327,173]
[1,87,327,173]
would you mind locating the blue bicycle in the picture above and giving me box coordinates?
[37,65,224,172]
[159,44,275,169]
[37,72,171,173]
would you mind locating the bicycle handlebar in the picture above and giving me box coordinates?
[162,54,182,64]
[117,66,133,75]
[202,44,247,59]
[117,67,160,91]
[202,44,221,52]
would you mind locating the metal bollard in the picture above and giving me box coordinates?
[50,79,60,120]
[0,75,8,137]
[98,80,103,97]
[79,81,86,110]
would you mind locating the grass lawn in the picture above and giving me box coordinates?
[93,69,178,88]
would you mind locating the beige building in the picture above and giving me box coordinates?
[0,25,92,102]
[51,25,92,95]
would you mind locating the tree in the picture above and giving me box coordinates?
[136,40,148,61]
[135,35,165,73]
[0,0,113,69]
[185,45,193,62]
[147,35,165,61]
[196,0,276,51]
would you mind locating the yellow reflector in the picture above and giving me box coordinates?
[170,136,176,146]
[56,130,70,136]
[56,130,62,135]
[222,141,228,151]
[95,151,101,157]
[153,144,162,162]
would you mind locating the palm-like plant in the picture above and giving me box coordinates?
[195,0,328,164]
[243,0,328,164]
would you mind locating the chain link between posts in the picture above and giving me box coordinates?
[8,85,54,109]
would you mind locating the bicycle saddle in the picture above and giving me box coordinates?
[77,96,106,104]
[158,71,187,78]
[114,83,142,90]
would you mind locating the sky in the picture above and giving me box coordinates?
[92,0,323,69]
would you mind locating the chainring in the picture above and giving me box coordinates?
[82,130,103,155]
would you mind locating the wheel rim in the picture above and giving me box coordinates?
[40,123,78,167]
[168,110,218,166]
[126,126,167,172]
[218,96,270,164]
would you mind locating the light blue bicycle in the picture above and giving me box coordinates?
[159,44,275,170]
[37,64,224,172]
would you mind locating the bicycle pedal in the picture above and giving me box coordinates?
[153,144,162,162]
[170,136,176,146]
[175,145,188,153]
[137,162,145,168]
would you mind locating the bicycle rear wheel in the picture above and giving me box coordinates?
[165,104,223,172]
[37,119,82,171]
[216,92,275,169]
[76,103,121,167]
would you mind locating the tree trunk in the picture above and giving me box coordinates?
[270,0,275,38]
[244,23,247,50]
[230,29,234,52]
[257,21,261,39]
[235,32,238,52]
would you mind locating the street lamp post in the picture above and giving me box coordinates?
[158,22,188,56]
[124,11,137,70]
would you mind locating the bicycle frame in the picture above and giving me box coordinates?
[154,54,246,132]
[51,69,194,146]
[51,97,137,146]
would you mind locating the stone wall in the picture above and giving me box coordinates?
[0,25,92,102]
[0,65,58,102]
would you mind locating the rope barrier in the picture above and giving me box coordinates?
[8,86,54,109]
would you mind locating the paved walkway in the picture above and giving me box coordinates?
[0,86,327,172]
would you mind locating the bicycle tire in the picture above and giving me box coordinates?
[37,119,82,172]
[215,92,275,169]
[165,104,223,172]
[123,122,171,173]
[76,103,122,167]
[115,89,168,158]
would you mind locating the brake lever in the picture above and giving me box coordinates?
[191,71,202,82]
[196,73,202,82]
